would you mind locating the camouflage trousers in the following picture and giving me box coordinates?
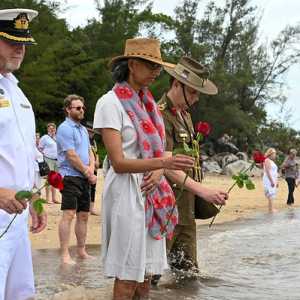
[166,222,198,272]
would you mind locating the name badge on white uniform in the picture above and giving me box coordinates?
[0,98,10,108]
[20,103,31,109]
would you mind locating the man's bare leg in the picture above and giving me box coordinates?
[75,211,93,259]
[59,209,76,264]
[45,185,52,203]
[51,186,60,204]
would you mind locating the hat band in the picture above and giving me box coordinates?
[125,52,162,61]
[0,31,35,43]
[174,64,207,88]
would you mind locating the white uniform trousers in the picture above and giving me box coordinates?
[0,213,34,300]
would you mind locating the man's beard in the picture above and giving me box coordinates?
[70,113,84,122]
[1,60,22,73]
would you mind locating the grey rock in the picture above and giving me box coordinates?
[223,160,262,177]
[221,154,239,168]
[203,160,223,174]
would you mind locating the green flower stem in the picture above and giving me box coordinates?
[0,213,17,239]
[209,162,256,228]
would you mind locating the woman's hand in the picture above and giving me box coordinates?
[197,187,228,205]
[141,170,164,194]
[162,154,195,171]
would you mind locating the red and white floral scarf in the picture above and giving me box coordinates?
[113,81,178,240]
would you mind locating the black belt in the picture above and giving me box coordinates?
[44,157,57,161]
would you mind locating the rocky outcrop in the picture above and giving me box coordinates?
[202,152,263,177]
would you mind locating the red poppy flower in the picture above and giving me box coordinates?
[47,171,64,191]
[115,86,133,100]
[147,90,154,101]
[253,150,266,163]
[161,196,174,207]
[195,121,211,137]
[126,110,135,121]
[156,124,165,140]
[139,90,144,99]
[170,107,177,116]
[170,214,178,225]
[154,149,163,157]
[143,140,151,151]
[145,101,154,112]
[161,181,171,193]
[141,119,156,134]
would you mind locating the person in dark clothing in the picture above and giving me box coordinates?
[281,149,299,206]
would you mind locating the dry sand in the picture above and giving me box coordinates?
[30,172,300,249]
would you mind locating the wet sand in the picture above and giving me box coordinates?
[30,172,300,249]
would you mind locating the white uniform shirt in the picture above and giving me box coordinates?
[0,73,36,230]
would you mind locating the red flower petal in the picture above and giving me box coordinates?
[253,150,266,163]
[195,121,211,136]
[145,102,154,112]
[126,110,135,120]
[143,140,151,151]
[115,86,133,100]
[153,150,163,157]
[47,171,64,190]
[140,119,156,134]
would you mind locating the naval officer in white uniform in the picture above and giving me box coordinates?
[0,8,47,300]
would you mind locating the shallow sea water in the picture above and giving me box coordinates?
[34,208,300,299]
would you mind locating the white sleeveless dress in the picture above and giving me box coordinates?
[263,159,278,199]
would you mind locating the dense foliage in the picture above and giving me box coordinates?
[1,0,300,154]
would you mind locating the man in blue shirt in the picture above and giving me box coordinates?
[56,94,97,265]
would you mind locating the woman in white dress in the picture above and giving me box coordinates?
[263,148,278,213]
[93,38,195,299]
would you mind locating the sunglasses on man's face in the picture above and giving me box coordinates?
[71,105,86,111]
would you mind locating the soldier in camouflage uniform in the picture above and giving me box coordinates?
[158,57,228,273]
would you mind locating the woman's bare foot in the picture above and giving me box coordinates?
[90,210,99,216]
[53,199,61,204]
[269,208,278,213]
[77,248,94,260]
[61,254,76,265]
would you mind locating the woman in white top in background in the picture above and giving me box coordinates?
[263,148,278,213]
[39,122,60,204]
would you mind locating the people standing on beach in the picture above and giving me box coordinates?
[85,122,100,215]
[93,38,195,300]
[158,56,228,274]
[39,123,60,204]
[0,9,47,300]
[263,148,278,213]
[56,94,97,265]
[281,148,299,206]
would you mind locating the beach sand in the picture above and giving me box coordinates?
[30,172,300,249]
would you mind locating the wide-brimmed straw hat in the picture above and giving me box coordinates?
[164,56,218,95]
[0,9,38,45]
[110,38,173,68]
